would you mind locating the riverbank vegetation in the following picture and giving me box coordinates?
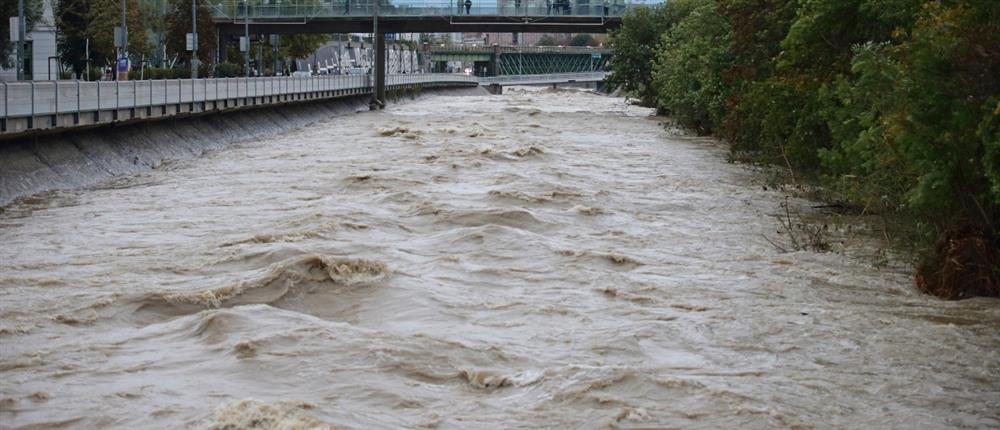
[608,0,999,299]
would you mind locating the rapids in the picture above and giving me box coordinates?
[1,88,998,429]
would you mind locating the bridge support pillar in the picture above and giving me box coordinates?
[489,43,500,77]
[371,31,387,110]
[421,42,429,73]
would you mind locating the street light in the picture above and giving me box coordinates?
[118,0,127,80]
[191,0,198,78]
[15,0,25,80]
[241,0,250,76]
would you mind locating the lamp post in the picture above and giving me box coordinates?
[244,0,250,76]
[191,0,198,78]
[119,0,127,80]
[16,0,25,80]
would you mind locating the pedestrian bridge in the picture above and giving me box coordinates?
[428,45,610,75]
[480,71,605,85]
[210,0,634,34]
[0,72,607,139]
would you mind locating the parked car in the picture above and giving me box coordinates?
[291,70,312,77]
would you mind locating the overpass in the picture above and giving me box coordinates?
[210,0,634,105]
[427,45,610,75]
[0,71,606,139]
[480,71,607,93]
[210,0,631,34]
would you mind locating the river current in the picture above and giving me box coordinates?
[1,88,997,429]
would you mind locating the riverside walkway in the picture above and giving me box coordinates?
[0,72,605,139]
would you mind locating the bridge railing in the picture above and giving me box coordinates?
[0,73,478,119]
[212,0,637,20]
[479,71,607,84]
[430,45,611,55]
[0,72,607,121]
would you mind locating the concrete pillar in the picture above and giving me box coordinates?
[373,32,386,108]
[489,43,500,77]
[421,42,431,73]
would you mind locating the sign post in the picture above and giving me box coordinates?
[117,56,130,81]
[13,0,26,80]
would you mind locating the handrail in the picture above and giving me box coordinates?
[479,71,607,84]
[0,72,603,124]
[0,73,479,120]
[212,0,639,19]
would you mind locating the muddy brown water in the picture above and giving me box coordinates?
[1,88,998,429]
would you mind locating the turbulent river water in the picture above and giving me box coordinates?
[1,88,998,429]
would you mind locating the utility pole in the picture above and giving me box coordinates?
[371,0,385,109]
[191,0,198,78]
[243,0,250,76]
[16,0,25,80]
[120,0,127,79]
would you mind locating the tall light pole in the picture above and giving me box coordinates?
[191,0,197,78]
[16,0,25,80]
[243,0,250,76]
[121,0,127,65]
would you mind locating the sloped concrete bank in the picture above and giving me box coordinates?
[0,86,486,206]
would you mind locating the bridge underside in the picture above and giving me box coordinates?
[215,15,621,35]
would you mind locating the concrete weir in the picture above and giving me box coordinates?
[0,86,486,206]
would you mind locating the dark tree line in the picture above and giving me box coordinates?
[609,0,999,298]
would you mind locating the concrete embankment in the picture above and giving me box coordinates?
[0,86,486,206]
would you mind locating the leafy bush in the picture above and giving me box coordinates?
[215,62,242,78]
[608,0,1000,298]
[651,0,732,135]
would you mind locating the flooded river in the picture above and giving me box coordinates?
[1,88,998,429]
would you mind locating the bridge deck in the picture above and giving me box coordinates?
[212,0,634,33]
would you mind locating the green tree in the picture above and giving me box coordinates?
[281,33,329,60]
[606,1,695,106]
[164,0,216,65]
[535,34,559,46]
[651,0,732,134]
[568,34,595,46]
[56,0,90,75]
[84,0,152,66]
[1,0,43,69]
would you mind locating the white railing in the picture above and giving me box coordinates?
[0,73,479,119]
[0,72,604,121]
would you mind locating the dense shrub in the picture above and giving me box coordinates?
[215,62,242,78]
[651,0,732,135]
[607,0,1000,298]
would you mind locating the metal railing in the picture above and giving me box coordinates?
[212,0,638,19]
[479,71,606,84]
[0,73,478,119]
[0,72,606,124]
[430,45,611,54]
